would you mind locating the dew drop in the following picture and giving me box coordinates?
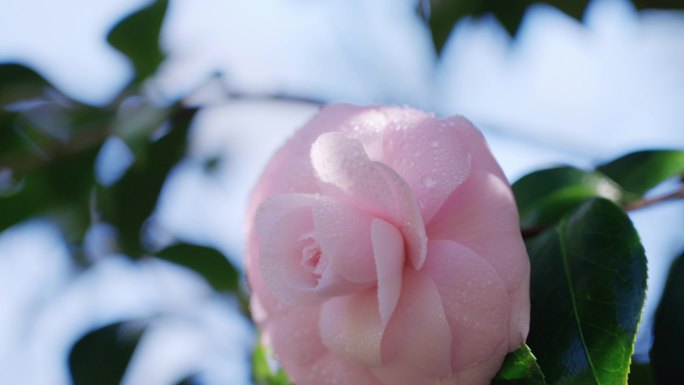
[430,140,439,148]
[422,176,435,188]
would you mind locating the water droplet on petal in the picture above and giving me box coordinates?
[430,140,439,148]
[422,176,435,188]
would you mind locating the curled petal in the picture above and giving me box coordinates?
[310,132,426,269]
[313,199,376,283]
[256,194,369,304]
[371,218,404,327]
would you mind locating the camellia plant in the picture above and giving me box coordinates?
[1,1,684,385]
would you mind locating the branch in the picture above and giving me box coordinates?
[521,184,684,238]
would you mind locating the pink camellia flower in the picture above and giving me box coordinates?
[245,104,530,385]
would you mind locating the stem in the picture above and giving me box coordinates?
[623,185,684,212]
[521,184,684,238]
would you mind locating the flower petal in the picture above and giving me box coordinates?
[312,199,376,283]
[427,170,529,292]
[423,240,509,371]
[382,115,472,223]
[257,193,366,304]
[371,218,404,327]
[311,132,427,269]
[372,269,453,385]
[319,291,384,366]
[294,352,385,385]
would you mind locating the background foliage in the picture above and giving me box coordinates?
[1,0,683,384]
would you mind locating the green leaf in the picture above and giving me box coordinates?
[628,362,655,385]
[107,0,169,83]
[0,63,52,104]
[252,342,292,385]
[513,166,625,228]
[0,143,98,236]
[632,0,684,11]
[426,0,590,55]
[596,150,684,198]
[492,344,547,385]
[69,321,146,385]
[526,198,647,385]
[650,251,684,385]
[97,106,197,257]
[156,243,240,293]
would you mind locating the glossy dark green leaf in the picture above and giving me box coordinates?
[97,107,197,257]
[252,342,291,385]
[650,251,684,385]
[427,0,590,54]
[107,0,168,83]
[596,150,684,199]
[69,321,146,385]
[492,344,547,385]
[0,63,52,104]
[526,198,647,385]
[628,362,655,385]
[513,166,624,228]
[156,243,240,293]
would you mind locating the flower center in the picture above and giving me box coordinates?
[299,232,328,279]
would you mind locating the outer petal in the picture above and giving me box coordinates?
[269,305,327,368]
[426,170,531,347]
[423,240,509,371]
[426,170,528,292]
[293,352,385,385]
[319,291,385,366]
[372,269,453,385]
[381,115,472,223]
[371,218,404,326]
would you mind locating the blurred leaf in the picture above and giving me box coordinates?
[0,144,98,237]
[252,342,292,385]
[596,150,684,199]
[107,0,169,83]
[628,362,655,385]
[526,198,647,385]
[513,166,624,228]
[427,0,590,54]
[0,63,52,104]
[650,251,684,385]
[175,375,201,385]
[492,344,547,385]
[156,243,240,293]
[632,0,684,10]
[97,106,197,257]
[69,321,146,385]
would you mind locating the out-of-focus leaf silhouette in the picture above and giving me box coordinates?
[97,106,197,257]
[107,0,169,84]
[426,0,683,55]
[156,243,240,293]
[69,321,147,385]
[0,63,54,104]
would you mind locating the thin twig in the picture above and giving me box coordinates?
[521,184,684,238]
